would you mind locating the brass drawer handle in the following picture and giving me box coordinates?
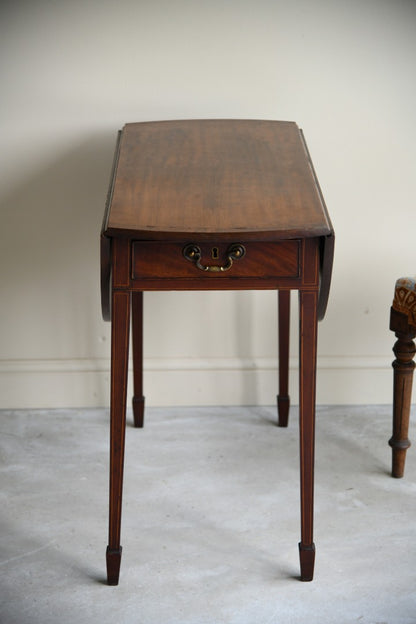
[183,243,246,272]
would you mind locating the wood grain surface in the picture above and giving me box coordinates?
[105,119,332,240]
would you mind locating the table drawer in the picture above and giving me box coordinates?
[132,240,300,280]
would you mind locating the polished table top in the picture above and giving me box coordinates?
[103,119,332,241]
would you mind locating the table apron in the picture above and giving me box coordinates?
[110,237,321,293]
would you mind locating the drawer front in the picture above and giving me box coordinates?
[132,240,300,281]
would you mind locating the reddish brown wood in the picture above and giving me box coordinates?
[299,129,334,321]
[100,234,112,322]
[106,286,130,586]
[298,543,316,582]
[298,287,319,581]
[389,307,415,478]
[101,130,122,322]
[132,291,145,428]
[106,546,122,587]
[277,290,290,427]
[101,120,334,585]
[297,236,319,581]
[132,240,300,281]
[105,120,332,241]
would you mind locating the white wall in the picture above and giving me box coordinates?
[1,0,415,408]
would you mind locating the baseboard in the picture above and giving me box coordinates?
[0,356,395,409]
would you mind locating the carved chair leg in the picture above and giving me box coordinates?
[132,291,145,428]
[277,290,290,427]
[389,328,415,478]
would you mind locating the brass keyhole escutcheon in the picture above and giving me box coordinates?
[183,243,246,272]
[211,247,219,260]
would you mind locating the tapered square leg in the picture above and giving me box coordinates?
[132,291,145,428]
[298,289,318,582]
[107,289,130,586]
[277,290,290,427]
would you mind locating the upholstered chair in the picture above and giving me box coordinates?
[389,277,416,477]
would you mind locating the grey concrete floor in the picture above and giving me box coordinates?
[0,405,415,624]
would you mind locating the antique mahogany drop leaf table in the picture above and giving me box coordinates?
[100,119,334,585]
